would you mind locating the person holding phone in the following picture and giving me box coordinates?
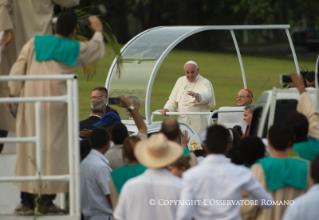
[160,61,216,137]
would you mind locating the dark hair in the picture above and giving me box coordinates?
[161,118,180,141]
[311,155,319,183]
[268,123,292,151]
[56,11,78,37]
[90,127,110,149]
[122,136,141,163]
[227,128,242,164]
[206,125,229,154]
[306,71,315,82]
[111,122,128,144]
[285,110,309,143]
[238,136,265,166]
[92,87,108,96]
[80,139,92,161]
[233,125,243,137]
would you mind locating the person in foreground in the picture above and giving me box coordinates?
[285,73,319,162]
[241,123,312,220]
[114,133,183,220]
[80,128,113,220]
[282,155,319,220]
[160,61,216,136]
[8,11,105,214]
[176,125,273,220]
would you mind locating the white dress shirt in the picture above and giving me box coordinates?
[114,168,182,220]
[282,184,319,220]
[80,149,113,219]
[176,154,273,220]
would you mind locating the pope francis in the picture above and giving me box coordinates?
[160,61,216,137]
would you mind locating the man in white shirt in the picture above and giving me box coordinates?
[176,125,273,220]
[160,61,216,137]
[80,127,113,220]
[114,133,183,220]
[282,155,319,220]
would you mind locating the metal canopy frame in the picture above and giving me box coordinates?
[105,25,299,124]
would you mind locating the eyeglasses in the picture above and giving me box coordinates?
[236,95,250,99]
[91,96,104,99]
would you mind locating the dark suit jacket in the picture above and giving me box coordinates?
[79,115,101,139]
[106,105,119,115]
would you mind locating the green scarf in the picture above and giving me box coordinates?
[293,137,319,162]
[35,35,80,66]
[258,157,308,191]
[111,164,147,194]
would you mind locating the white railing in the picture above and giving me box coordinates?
[0,75,80,218]
[151,108,245,127]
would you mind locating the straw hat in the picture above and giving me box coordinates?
[134,133,183,168]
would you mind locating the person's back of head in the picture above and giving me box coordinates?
[206,125,230,154]
[285,110,308,143]
[311,155,319,184]
[238,136,265,166]
[122,136,141,163]
[111,122,129,145]
[268,122,293,151]
[91,98,106,114]
[90,127,110,149]
[56,11,78,37]
[161,117,180,141]
[306,71,315,84]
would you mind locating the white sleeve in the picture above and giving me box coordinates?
[114,182,129,220]
[281,203,299,220]
[196,81,213,105]
[164,99,178,112]
[176,174,194,220]
[297,92,319,139]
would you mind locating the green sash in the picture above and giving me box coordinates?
[111,164,147,194]
[258,157,308,191]
[293,137,319,162]
[35,35,80,66]
[183,148,191,156]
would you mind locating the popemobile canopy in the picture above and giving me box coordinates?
[105,25,299,124]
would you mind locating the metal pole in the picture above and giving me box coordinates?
[285,29,300,74]
[230,29,247,88]
[67,79,75,216]
[35,102,42,178]
[73,78,81,216]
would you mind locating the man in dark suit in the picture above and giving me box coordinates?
[80,98,106,139]
[91,87,119,115]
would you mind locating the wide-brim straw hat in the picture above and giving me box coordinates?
[134,133,183,168]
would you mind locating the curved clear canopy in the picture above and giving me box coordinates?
[105,25,298,124]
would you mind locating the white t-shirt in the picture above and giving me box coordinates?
[114,168,182,220]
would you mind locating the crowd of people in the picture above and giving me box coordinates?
[77,73,318,220]
[1,2,319,220]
